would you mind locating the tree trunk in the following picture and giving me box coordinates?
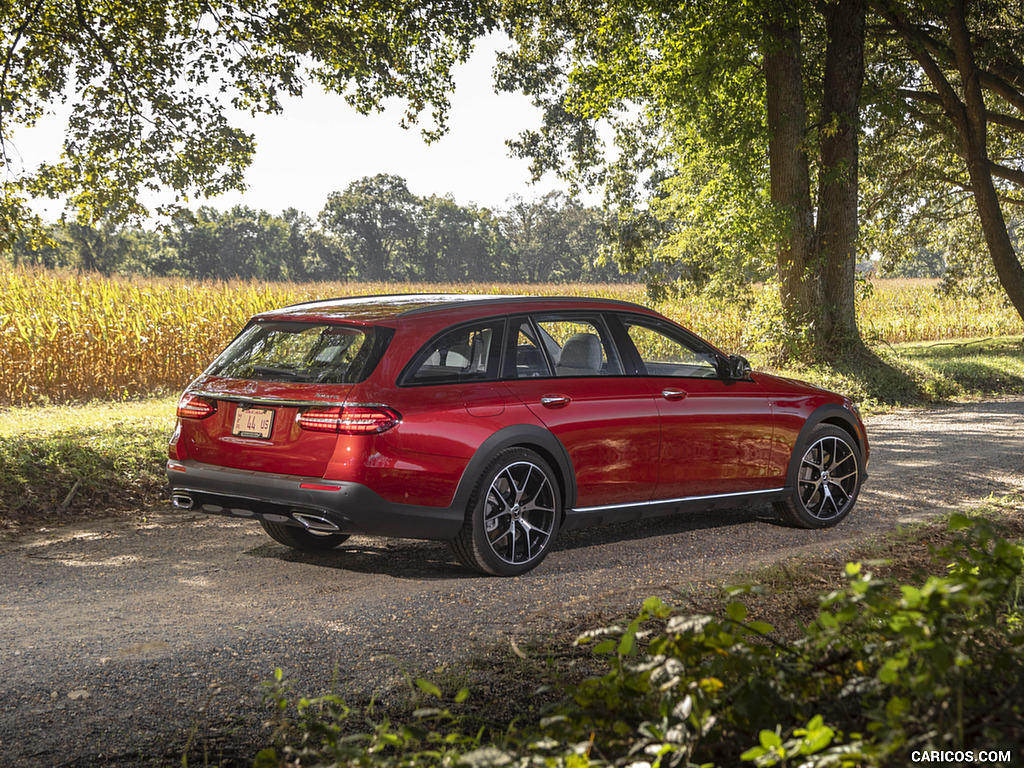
[763,14,820,350]
[814,0,867,352]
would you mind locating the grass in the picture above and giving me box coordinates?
[896,336,1024,399]
[769,336,1024,414]
[0,396,176,537]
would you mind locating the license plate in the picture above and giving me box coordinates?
[232,405,275,439]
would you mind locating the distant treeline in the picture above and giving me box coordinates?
[4,174,632,284]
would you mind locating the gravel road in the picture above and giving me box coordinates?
[2,398,1023,767]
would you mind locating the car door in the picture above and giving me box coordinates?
[612,314,776,500]
[503,314,660,509]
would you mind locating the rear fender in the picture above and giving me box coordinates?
[449,425,577,515]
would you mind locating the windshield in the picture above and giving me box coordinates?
[206,321,390,384]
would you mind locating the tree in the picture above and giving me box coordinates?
[0,0,495,243]
[319,175,420,281]
[416,195,497,281]
[500,192,612,283]
[868,0,1024,320]
[494,0,868,358]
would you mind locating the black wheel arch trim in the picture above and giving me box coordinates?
[450,424,577,513]
[785,404,866,489]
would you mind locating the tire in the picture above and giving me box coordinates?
[774,423,864,529]
[259,520,350,551]
[449,448,562,576]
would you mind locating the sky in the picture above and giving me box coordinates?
[13,35,594,221]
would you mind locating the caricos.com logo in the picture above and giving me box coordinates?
[910,750,1015,765]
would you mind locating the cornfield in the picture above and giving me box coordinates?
[0,268,1020,406]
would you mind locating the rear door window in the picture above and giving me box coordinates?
[530,315,623,377]
[207,321,389,384]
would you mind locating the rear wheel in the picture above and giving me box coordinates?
[450,448,562,576]
[774,423,863,528]
[259,520,350,551]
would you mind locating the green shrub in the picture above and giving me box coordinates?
[553,513,1024,767]
[256,515,1024,767]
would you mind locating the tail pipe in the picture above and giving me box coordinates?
[171,494,194,510]
[292,512,341,533]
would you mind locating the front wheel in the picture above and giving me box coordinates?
[259,520,350,551]
[449,448,562,576]
[774,424,864,529]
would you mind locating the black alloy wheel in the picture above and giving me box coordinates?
[450,447,562,576]
[775,423,864,528]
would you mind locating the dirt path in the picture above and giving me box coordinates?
[1,399,1022,767]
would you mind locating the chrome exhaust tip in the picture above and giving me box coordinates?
[171,494,194,510]
[292,512,341,533]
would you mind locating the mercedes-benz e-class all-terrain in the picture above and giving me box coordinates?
[167,294,868,576]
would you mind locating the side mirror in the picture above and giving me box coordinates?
[728,355,752,380]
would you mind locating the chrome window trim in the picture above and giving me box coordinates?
[190,392,350,409]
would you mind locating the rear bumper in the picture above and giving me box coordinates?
[166,460,464,541]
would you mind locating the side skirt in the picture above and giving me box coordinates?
[562,488,786,530]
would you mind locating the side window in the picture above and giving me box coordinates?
[405,321,503,385]
[511,320,551,378]
[623,319,720,378]
[533,317,622,377]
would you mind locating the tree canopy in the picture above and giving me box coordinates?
[5,175,624,283]
[0,0,494,240]
[3,0,1023,362]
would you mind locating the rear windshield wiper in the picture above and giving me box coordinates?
[250,366,306,380]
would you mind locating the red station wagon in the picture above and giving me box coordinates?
[167,295,868,576]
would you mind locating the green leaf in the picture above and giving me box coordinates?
[740,745,768,761]
[253,748,279,768]
[948,512,973,530]
[878,657,907,684]
[900,585,923,607]
[759,729,782,749]
[727,601,748,622]
[617,631,638,656]
[747,620,774,635]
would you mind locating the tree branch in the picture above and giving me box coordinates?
[935,173,1024,206]
[987,110,1024,133]
[978,70,1024,114]
[899,89,1024,132]
[873,0,968,130]
[989,161,1024,187]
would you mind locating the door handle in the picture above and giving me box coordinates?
[540,394,571,408]
[661,388,688,401]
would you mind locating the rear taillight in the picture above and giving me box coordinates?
[297,405,400,435]
[177,393,217,420]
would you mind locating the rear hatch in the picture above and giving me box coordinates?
[177,319,392,477]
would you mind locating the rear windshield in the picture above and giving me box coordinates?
[206,321,392,384]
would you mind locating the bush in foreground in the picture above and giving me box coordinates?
[257,513,1024,767]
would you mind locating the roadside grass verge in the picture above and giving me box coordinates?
[2,339,1023,535]
[0,396,176,537]
[768,335,1024,414]
[252,500,1024,768]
